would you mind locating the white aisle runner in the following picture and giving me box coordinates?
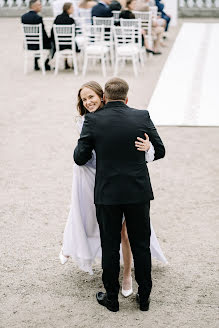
[148,23,219,126]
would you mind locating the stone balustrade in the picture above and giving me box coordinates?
[0,0,218,17]
[178,0,219,16]
[0,0,51,7]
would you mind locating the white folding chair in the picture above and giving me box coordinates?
[113,26,140,77]
[82,25,110,77]
[120,18,146,67]
[93,16,114,65]
[22,23,47,75]
[78,7,92,24]
[133,11,153,48]
[53,24,78,75]
[112,10,121,24]
[74,17,86,51]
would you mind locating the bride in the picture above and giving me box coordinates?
[59,81,167,297]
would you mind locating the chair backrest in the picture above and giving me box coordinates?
[93,16,114,27]
[53,24,76,51]
[133,11,152,36]
[113,26,136,49]
[83,25,105,47]
[120,18,142,48]
[74,17,87,35]
[120,18,141,29]
[22,24,43,50]
[78,8,92,24]
[112,10,121,22]
[93,17,114,42]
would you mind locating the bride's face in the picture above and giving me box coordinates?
[80,87,102,113]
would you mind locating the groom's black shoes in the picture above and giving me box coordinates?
[136,294,150,311]
[96,292,119,312]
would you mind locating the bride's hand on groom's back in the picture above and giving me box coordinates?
[135,133,150,152]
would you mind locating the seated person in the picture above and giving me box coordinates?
[119,0,161,55]
[91,0,113,18]
[135,0,166,27]
[79,0,97,9]
[119,0,135,19]
[155,0,171,32]
[78,0,97,24]
[51,2,79,69]
[21,0,51,71]
[109,0,122,11]
[134,0,165,53]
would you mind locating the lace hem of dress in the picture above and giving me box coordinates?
[67,254,101,275]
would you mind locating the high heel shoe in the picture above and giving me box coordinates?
[59,250,69,265]
[153,51,162,55]
[146,48,154,54]
[121,277,133,297]
[146,49,162,55]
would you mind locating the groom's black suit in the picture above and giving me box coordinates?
[74,101,165,301]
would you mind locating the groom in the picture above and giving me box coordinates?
[74,78,165,312]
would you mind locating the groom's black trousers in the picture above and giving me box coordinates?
[95,202,152,300]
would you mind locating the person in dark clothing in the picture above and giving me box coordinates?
[21,0,51,71]
[155,0,171,32]
[109,0,122,11]
[119,0,135,19]
[91,0,113,18]
[51,2,78,69]
[119,0,161,54]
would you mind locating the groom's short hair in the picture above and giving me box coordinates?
[29,0,38,8]
[104,78,129,101]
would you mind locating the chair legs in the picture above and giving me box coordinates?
[40,54,45,75]
[24,52,28,74]
[82,53,88,76]
[132,54,138,77]
[101,54,106,77]
[139,50,146,67]
[83,52,108,77]
[114,54,139,77]
[54,53,59,75]
[114,56,119,76]
[110,46,114,66]
[72,53,78,76]
[54,51,79,75]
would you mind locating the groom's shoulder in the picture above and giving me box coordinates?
[128,106,150,117]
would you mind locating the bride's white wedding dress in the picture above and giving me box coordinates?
[61,117,167,274]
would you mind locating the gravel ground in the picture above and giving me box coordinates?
[0,17,218,328]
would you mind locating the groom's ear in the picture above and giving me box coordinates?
[103,94,107,103]
[125,97,128,104]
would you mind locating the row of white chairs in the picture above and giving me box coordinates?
[75,13,153,47]
[73,10,153,34]
[22,21,148,77]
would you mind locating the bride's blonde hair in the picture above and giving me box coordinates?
[77,81,104,116]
